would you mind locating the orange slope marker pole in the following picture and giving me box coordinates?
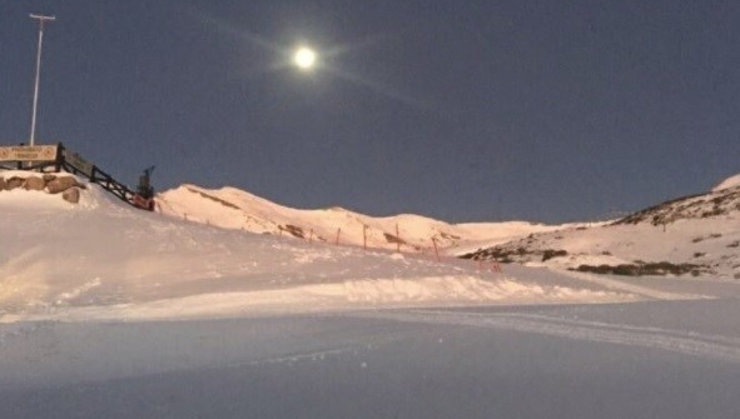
[396,223,401,252]
[363,225,368,250]
[431,238,440,262]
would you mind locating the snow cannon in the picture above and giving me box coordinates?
[133,166,155,211]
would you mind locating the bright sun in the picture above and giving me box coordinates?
[293,47,317,70]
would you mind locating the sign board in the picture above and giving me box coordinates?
[0,145,58,162]
[62,149,94,178]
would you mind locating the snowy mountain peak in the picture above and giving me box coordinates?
[713,173,740,192]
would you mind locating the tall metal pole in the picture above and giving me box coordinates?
[29,13,55,147]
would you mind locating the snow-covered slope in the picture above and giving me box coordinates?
[3,173,740,418]
[713,173,740,192]
[156,184,564,254]
[464,174,740,279]
[1,172,633,321]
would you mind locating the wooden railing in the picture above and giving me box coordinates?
[0,142,151,210]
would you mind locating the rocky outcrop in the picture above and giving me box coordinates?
[614,185,740,226]
[280,224,305,239]
[5,177,24,190]
[24,176,46,191]
[62,187,81,204]
[0,173,85,205]
[47,176,82,194]
[184,186,240,210]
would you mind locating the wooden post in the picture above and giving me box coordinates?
[395,223,401,252]
[55,142,63,172]
[431,237,440,262]
[363,225,368,250]
[308,229,314,244]
[17,142,24,170]
[335,228,341,245]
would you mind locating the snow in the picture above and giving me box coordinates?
[156,184,565,254]
[450,221,604,256]
[3,299,740,418]
[3,171,740,417]
[712,172,740,192]
[492,217,740,279]
[0,171,733,320]
[1,174,637,322]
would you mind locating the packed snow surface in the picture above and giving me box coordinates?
[4,297,740,418]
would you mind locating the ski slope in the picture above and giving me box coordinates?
[4,298,740,418]
[3,171,740,418]
[0,172,638,322]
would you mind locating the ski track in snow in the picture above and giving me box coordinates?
[232,336,402,369]
[553,268,708,300]
[356,309,740,364]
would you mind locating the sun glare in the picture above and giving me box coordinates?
[293,47,317,70]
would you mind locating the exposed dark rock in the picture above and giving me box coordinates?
[5,177,24,190]
[614,185,739,226]
[383,233,406,245]
[439,232,461,240]
[572,261,709,277]
[280,224,305,239]
[542,249,568,262]
[24,176,46,191]
[461,246,567,264]
[47,176,80,194]
[62,187,80,204]
[184,186,239,210]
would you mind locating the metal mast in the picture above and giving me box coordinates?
[28,13,55,147]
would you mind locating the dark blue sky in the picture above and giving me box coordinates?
[2,1,738,222]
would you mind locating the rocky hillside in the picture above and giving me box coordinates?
[613,180,740,227]
[461,174,740,279]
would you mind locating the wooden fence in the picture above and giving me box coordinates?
[0,142,151,210]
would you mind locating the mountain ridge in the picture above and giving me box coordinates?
[155,183,566,254]
[461,174,740,278]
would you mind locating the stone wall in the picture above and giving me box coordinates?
[0,173,86,204]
